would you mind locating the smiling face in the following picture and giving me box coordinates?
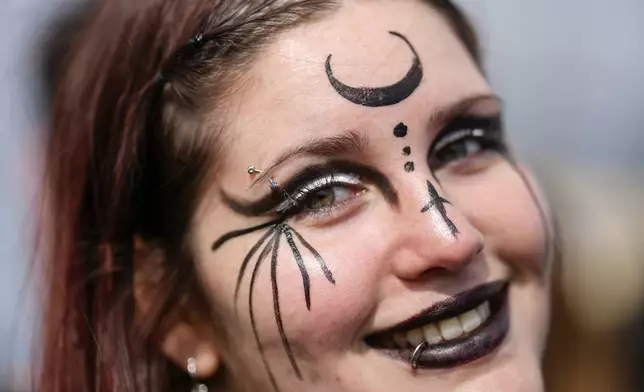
[189,1,551,391]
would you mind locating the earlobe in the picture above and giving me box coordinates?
[160,322,220,378]
[131,236,220,379]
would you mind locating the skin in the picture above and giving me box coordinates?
[182,1,551,391]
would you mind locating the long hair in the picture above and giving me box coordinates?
[38,1,481,391]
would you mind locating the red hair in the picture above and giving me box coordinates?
[38,1,480,390]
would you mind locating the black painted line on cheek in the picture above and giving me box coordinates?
[284,226,311,310]
[235,226,278,304]
[248,233,280,392]
[291,227,335,284]
[507,159,553,273]
[271,226,304,379]
[212,218,284,251]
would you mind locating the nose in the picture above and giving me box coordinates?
[390,180,484,281]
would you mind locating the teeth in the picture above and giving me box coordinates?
[422,323,442,344]
[406,328,425,346]
[438,317,464,340]
[458,309,483,333]
[387,300,493,349]
[477,301,491,322]
[393,332,409,348]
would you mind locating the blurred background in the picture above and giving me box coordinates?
[1,0,642,390]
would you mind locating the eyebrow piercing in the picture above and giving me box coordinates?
[247,165,263,175]
[410,341,428,371]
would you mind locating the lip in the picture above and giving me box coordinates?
[365,280,510,369]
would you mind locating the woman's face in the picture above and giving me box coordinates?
[191,1,551,391]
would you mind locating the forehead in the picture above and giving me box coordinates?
[218,0,489,170]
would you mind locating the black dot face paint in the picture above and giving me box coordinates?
[325,31,423,107]
[421,180,459,238]
[393,122,415,172]
[394,123,408,138]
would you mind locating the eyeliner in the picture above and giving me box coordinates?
[221,160,399,218]
[430,114,503,153]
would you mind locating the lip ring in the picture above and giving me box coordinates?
[410,341,428,370]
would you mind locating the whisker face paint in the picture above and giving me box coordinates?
[325,32,423,107]
[212,205,335,391]
[402,146,411,156]
[404,162,415,173]
[283,225,311,310]
[248,233,279,391]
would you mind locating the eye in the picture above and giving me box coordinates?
[303,186,357,211]
[276,172,367,224]
[429,125,506,170]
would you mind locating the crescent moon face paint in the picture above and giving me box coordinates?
[325,31,423,107]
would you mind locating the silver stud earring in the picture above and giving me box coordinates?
[187,357,208,392]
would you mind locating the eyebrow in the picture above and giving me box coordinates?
[429,94,503,130]
[251,130,369,188]
[250,94,501,188]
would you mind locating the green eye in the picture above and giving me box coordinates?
[300,186,358,213]
[306,188,335,210]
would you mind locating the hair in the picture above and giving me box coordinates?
[38,0,482,391]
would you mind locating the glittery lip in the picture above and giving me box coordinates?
[365,280,509,369]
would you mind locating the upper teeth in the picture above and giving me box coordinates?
[393,301,491,348]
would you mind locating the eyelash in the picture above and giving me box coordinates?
[428,122,506,170]
[276,172,365,221]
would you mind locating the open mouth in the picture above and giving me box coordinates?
[364,280,509,369]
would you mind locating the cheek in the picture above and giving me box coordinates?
[445,160,549,275]
[210,215,388,355]
[273,218,387,348]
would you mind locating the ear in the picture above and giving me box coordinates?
[132,236,220,378]
[160,321,220,378]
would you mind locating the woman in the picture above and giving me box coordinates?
[39,0,553,391]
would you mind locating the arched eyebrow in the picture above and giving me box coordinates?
[250,130,369,188]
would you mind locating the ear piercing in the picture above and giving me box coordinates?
[187,358,208,392]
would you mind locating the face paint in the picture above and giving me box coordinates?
[394,123,409,138]
[402,146,411,156]
[213,217,335,391]
[325,32,423,107]
[426,110,552,268]
[421,181,459,238]
[506,158,554,273]
[404,162,415,173]
[213,179,343,391]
